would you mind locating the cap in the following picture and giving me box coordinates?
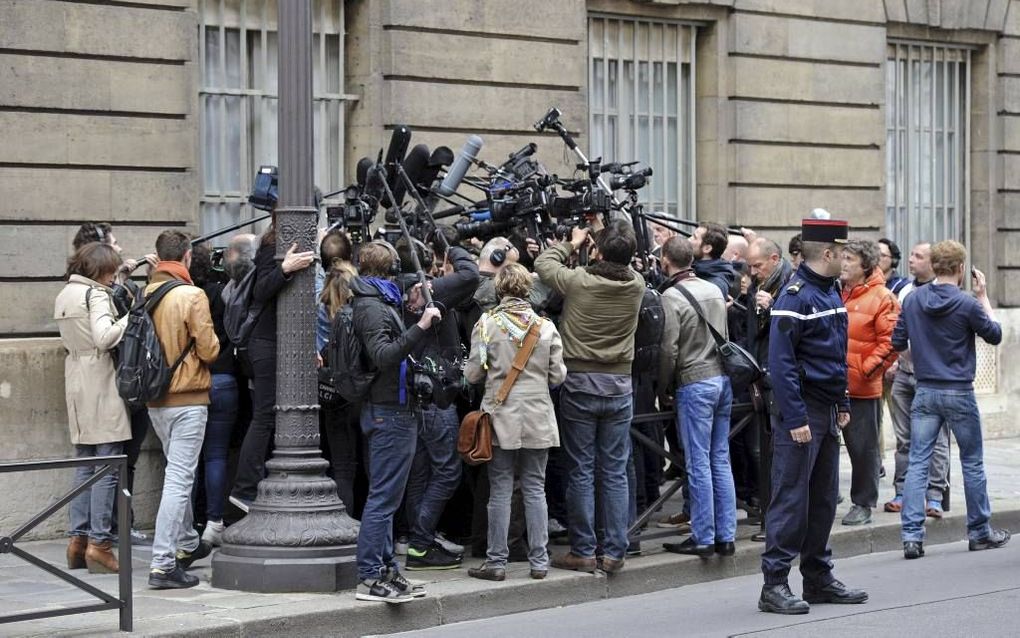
[801,218,849,244]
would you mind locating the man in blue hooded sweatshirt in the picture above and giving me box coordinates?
[892,240,1007,560]
[690,221,738,300]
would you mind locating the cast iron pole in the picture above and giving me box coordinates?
[212,0,358,592]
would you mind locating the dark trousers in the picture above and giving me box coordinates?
[321,402,363,516]
[203,373,238,522]
[843,397,881,509]
[761,400,840,587]
[231,338,275,502]
[405,405,463,549]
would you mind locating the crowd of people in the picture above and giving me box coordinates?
[54,209,1006,609]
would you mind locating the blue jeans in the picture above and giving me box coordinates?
[677,376,736,545]
[901,388,992,543]
[559,388,633,561]
[405,405,462,549]
[203,374,238,522]
[69,442,124,543]
[357,403,417,582]
[149,406,206,571]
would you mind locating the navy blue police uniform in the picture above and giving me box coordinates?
[761,258,850,589]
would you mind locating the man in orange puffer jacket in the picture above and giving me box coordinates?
[839,239,900,526]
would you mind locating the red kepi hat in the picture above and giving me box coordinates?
[801,218,849,244]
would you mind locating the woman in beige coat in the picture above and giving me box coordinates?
[54,242,131,574]
[465,263,567,581]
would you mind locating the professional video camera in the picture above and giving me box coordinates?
[325,183,377,245]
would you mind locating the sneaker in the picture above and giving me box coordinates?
[655,511,691,531]
[385,569,427,598]
[969,529,1011,551]
[394,535,409,556]
[356,579,412,604]
[435,533,465,556]
[548,518,568,538]
[176,541,213,570]
[884,495,903,513]
[149,565,199,589]
[405,543,462,570]
[841,505,871,526]
[925,500,944,519]
[130,528,150,546]
[202,520,225,547]
[228,495,252,514]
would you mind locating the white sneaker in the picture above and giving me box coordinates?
[202,520,225,547]
[435,533,464,556]
[356,579,412,604]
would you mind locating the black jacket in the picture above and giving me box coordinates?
[250,241,290,343]
[398,246,480,361]
[351,276,427,406]
[203,280,236,375]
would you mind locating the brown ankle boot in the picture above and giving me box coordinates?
[85,540,119,574]
[67,536,87,569]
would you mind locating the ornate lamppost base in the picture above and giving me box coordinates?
[212,543,358,592]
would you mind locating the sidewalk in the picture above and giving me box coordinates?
[3,438,1020,638]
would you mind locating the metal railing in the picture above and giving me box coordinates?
[0,455,132,632]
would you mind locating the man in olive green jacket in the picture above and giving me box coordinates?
[535,221,645,573]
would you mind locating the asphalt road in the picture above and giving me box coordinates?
[381,539,1020,638]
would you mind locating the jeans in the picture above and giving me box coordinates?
[890,372,950,500]
[901,388,992,543]
[843,397,881,508]
[357,403,417,582]
[232,338,275,502]
[487,446,550,570]
[559,388,633,561]
[404,405,462,549]
[69,442,124,543]
[677,376,736,545]
[149,406,207,571]
[203,374,238,522]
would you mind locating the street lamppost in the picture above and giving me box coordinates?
[212,0,359,592]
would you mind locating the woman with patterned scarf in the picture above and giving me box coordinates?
[465,263,567,581]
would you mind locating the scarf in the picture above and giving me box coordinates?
[478,297,539,370]
[363,276,402,307]
[760,258,793,298]
[154,261,193,284]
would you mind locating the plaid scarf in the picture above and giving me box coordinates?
[478,298,539,369]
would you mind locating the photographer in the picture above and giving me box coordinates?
[398,237,479,571]
[464,263,567,581]
[351,241,440,604]
[535,221,644,574]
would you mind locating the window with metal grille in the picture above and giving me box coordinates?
[198,0,353,233]
[885,41,971,255]
[588,15,697,220]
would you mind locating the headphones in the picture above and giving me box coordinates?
[94,224,105,243]
[489,241,513,267]
[880,239,901,269]
[369,240,402,277]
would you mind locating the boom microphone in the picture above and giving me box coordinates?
[355,156,374,187]
[384,125,412,195]
[393,144,431,207]
[438,135,484,196]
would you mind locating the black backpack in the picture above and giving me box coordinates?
[325,303,376,404]
[116,281,195,409]
[632,287,664,379]
[222,267,261,347]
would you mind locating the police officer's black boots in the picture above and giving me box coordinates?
[802,579,869,604]
[759,584,809,614]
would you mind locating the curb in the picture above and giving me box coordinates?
[118,505,1020,638]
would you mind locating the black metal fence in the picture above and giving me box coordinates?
[0,455,132,632]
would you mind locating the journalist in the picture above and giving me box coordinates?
[351,241,440,604]
[55,242,130,574]
[464,263,567,581]
[535,221,644,574]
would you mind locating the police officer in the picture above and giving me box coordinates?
[758,218,868,614]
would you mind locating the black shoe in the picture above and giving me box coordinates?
[663,537,714,558]
[149,565,199,589]
[903,541,925,559]
[176,540,213,570]
[758,584,809,615]
[406,543,462,570]
[802,579,868,605]
[715,541,736,556]
[969,529,1011,551]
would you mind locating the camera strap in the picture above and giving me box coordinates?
[493,320,542,405]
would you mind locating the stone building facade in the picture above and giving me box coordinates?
[2,0,1019,535]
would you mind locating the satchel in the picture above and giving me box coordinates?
[673,284,763,393]
[458,321,542,465]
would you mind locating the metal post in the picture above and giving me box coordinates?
[117,457,132,633]
[213,0,359,592]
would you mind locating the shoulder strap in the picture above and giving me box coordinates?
[494,321,542,405]
[145,280,188,312]
[673,283,727,347]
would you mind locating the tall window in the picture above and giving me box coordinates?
[885,41,970,253]
[588,15,696,219]
[199,0,350,233]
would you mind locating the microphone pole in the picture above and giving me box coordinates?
[190,212,273,245]
[375,165,438,313]
[394,162,451,256]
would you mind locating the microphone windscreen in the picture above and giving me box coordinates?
[384,125,412,168]
[393,144,431,207]
[355,157,374,187]
[422,146,454,190]
[438,135,484,197]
